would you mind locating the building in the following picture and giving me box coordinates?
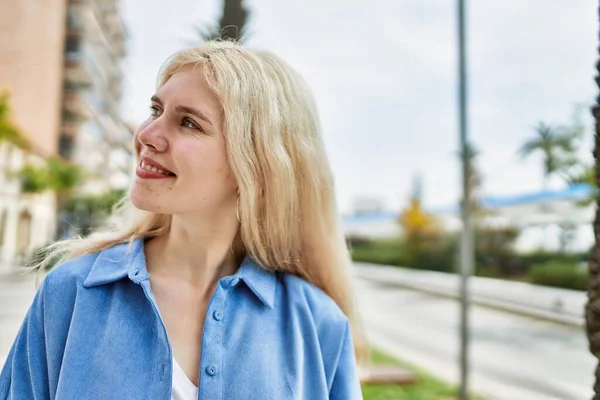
[0,0,132,270]
[63,0,132,194]
[343,184,596,253]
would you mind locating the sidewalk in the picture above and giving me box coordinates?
[354,262,586,327]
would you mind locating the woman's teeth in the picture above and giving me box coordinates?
[140,161,172,176]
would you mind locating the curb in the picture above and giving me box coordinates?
[355,269,585,328]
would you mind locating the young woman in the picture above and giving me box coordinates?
[0,40,366,400]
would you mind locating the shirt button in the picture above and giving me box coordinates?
[213,310,223,321]
[206,365,218,376]
[230,278,240,287]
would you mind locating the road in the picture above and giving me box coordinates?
[356,277,596,400]
[0,273,38,366]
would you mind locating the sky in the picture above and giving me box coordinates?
[121,0,598,214]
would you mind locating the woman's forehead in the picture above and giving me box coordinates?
[157,67,221,121]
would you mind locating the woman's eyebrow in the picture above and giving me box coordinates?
[151,95,213,126]
[175,105,213,126]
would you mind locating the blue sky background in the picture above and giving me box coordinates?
[121,0,598,213]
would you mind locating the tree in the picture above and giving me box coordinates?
[398,176,444,269]
[458,141,485,217]
[192,0,250,43]
[62,188,126,236]
[519,121,583,189]
[588,6,600,397]
[17,157,83,196]
[16,156,83,239]
[0,92,30,150]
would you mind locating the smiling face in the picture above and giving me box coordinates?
[129,65,237,216]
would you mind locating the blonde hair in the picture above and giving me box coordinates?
[35,41,366,360]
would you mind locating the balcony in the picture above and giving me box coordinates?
[62,89,90,125]
[59,134,76,160]
[66,6,85,35]
[64,37,93,89]
[62,108,87,125]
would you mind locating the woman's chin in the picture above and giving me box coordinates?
[129,187,168,213]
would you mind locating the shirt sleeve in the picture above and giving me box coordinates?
[0,280,50,400]
[329,322,363,400]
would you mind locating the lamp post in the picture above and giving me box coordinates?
[457,0,473,399]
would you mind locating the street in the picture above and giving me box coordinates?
[356,277,596,400]
[0,273,38,366]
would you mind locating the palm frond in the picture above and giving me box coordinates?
[190,0,251,45]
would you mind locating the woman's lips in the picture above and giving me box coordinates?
[135,166,175,179]
[136,159,176,180]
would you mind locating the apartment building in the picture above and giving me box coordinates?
[0,0,132,270]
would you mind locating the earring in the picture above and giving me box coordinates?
[231,196,241,256]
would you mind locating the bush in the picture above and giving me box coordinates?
[405,234,456,273]
[350,240,406,267]
[517,250,587,269]
[349,236,456,273]
[529,261,589,291]
[475,227,522,277]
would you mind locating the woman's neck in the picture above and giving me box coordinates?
[145,214,244,289]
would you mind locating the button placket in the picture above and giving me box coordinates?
[198,283,227,399]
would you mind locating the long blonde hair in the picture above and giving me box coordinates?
[35,41,366,360]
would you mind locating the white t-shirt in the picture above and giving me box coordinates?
[171,358,199,400]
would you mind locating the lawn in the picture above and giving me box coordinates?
[361,349,478,400]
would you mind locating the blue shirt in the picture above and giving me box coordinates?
[0,238,362,399]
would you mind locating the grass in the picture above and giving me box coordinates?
[362,349,479,400]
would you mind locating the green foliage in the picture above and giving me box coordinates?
[350,237,591,291]
[458,141,485,214]
[18,164,50,193]
[519,121,583,181]
[61,189,126,237]
[529,261,589,291]
[397,195,454,272]
[569,164,595,186]
[567,164,598,206]
[191,0,250,44]
[351,239,407,267]
[350,236,456,273]
[475,226,522,276]
[46,157,83,191]
[362,349,478,400]
[17,157,83,194]
[516,249,587,267]
[63,189,126,215]
[0,91,30,149]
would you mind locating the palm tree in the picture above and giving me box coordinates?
[192,0,250,43]
[519,122,581,190]
[457,141,484,217]
[587,6,600,397]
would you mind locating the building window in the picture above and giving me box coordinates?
[65,35,81,53]
[59,134,75,159]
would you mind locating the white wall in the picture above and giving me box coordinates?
[0,143,57,272]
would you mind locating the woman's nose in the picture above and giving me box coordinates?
[136,120,168,152]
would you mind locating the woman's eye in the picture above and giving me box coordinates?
[149,105,161,118]
[182,117,199,130]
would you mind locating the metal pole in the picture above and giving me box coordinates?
[457,0,473,399]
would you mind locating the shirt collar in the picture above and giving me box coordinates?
[83,237,278,309]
